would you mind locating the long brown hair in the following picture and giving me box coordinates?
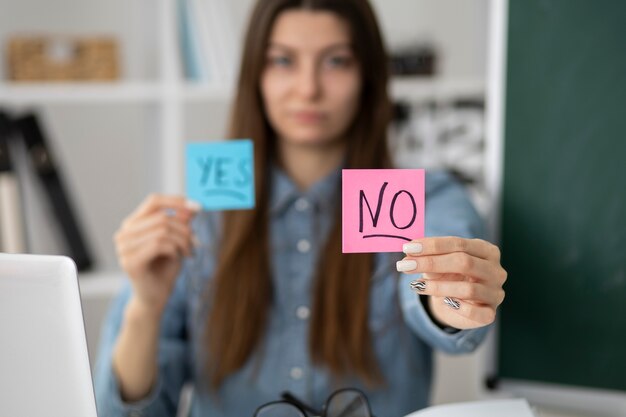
[204,0,392,389]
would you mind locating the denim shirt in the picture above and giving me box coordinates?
[94,167,490,417]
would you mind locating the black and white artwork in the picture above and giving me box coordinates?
[389,100,488,214]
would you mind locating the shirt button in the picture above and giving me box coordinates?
[290,367,304,380]
[295,198,310,211]
[296,306,310,320]
[297,239,311,253]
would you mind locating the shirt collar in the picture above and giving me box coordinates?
[269,162,342,216]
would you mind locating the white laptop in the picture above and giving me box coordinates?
[0,253,98,417]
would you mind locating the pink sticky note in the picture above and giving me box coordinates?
[342,169,425,253]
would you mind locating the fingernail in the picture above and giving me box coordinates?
[396,260,417,272]
[403,242,423,254]
[410,280,426,292]
[186,200,202,212]
[444,297,461,310]
[191,234,201,248]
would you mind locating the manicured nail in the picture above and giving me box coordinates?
[186,200,202,211]
[444,297,461,310]
[403,242,423,254]
[410,280,426,292]
[396,260,417,272]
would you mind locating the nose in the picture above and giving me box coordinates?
[295,62,321,100]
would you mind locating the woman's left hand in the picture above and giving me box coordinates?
[396,236,507,330]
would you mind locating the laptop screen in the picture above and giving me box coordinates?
[0,253,98,417]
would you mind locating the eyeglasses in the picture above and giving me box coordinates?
[254,388,374,417]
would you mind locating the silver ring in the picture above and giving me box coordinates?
[443,297,461,310]
[410,280,426,292]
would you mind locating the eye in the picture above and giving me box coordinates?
[325,54,353,68]
[268,55,292,67]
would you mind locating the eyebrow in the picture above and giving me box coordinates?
[266,42,353,54]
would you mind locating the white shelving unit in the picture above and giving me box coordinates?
[0,75,485,294]
[0,0,487,298]
[0,0,488,366]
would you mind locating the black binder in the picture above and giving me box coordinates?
[0,111,12,172]
[14,113,94,270]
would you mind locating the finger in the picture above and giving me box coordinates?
[118,212,193,245]
[120,237,180,273]
[410,279,505,306]
[116,212,193,254]
[421,272,465,282]
[119,229,190,260]
[434,296,497,326]
[119,211,169,239]
[128,194,201,221]
[397,253,501,282]
[403,237,500,261]
[118,224,192,259]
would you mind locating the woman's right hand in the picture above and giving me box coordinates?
[114,194,201,318]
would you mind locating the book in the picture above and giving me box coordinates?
[0,110,27,254]
[404,399,535,417]
[178,0,209,82]
[191,0,223,83]
[207,0,239,83]
[191,0,240,85]
[13,112,94,271]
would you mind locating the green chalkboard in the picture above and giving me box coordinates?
[498,0,626,392]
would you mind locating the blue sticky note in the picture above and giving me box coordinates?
[185,140,255,210]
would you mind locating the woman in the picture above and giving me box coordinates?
[94,0,506,416]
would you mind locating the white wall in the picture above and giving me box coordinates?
[228,0,490,79]
[370,0,489,78]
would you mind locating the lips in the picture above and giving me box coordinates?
[291,110,326,123]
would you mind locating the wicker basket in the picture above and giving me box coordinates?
[6,35,120,81]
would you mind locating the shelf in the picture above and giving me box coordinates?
[0,81,162,105]
[182,82,234,102]
[180,77,486,103]
[78,269,125,299]
[390,76,485,101]
[182,77,485,102]
[0,77,485,105]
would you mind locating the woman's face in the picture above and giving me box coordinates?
[261,10,362,148]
